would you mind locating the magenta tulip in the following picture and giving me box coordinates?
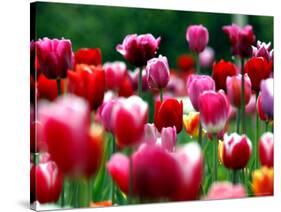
[252,40,273,62]
[186,74,216,111]
[260,78,273,119]
[259,132,273,167]
[116,34,161,67]
[198,90,230,133]
[186,25,209,53]
[36,37,73,79]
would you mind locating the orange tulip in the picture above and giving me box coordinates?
[252,167,273,196]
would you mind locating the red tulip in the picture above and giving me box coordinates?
[259,132,273,167]
[117,72,134,98]
[75,48,102,66]
[176,54,195,72]
[30,154,63,204]
[68,64,105,110]
[39,95,103,177]
[116,34,161,67]
[212,60,237,91]
[198,90,230,133]
[36,37,73,79]
[154,99,183,133]
[111,96,148,147]
[206,182,247,200]
[223,133,252,170]
[244,57,272,91]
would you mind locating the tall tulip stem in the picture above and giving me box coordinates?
[198,122,203,147]
[255,92,259,169]
[236,108,240,133]
[60,181,65,207]
[160,88,163,102]
[265,121,269,132]
[240,58,246,134]
[138,68,143,98]
[128,148,133,204]
[212,133,217,182]
[111,135,116,204]
[232,170,238,184]
[57,78,62,96]
[196,53,201,74]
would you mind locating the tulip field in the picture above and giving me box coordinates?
[30,2,274,210]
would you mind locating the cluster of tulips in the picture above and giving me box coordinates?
[30,22,273,209]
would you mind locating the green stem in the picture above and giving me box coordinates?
[138,68,143,98]
[111,135,116,204]
[160,88,163,102]
[61,181,65,207]
[87,179,92,206]
[265,121,269,132]
[236,108,241,134]
[255,92,259,169]
[128,151,133,204]
[196,53,201,74]
[198,122,202,147]
[56,78,62,96]
[271,122,274,133]
[212,133,217,182]
[232,170,238,184]
[241,58,246,134]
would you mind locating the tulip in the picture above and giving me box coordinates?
[160,126,177,152]
[103,61,127,90]
[252,41,273,62]
[116,33,161,67]
[259,132,273,167]
[142,123,159,145]
[146,55,170,90]
[244,57,272,91]
[99,99,120,133]
[223,24,256,58]
[256,94,269,121]
[183,112,200,138]
[199,46,215,68]
[198,90,230,133]
[154,99,183,133]
[68,64,105,110]
[117,72,134,98]
[226,74,252,108]
[245,94,256,115]
[30,156,63,204]
[223,133,252,170]
[129,68,149,92]
[252,167,273,196]
[176,54,195,72]
[36,37,73,79]
[75,48,102,66]
[39,95,103,177]
[111,96,148,147]
[260,78,273,119]
[186,74,216,111]
[206,182,247,200]
[186,25,209,53]
[212,60,237,91]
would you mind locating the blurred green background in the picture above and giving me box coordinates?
[34,2,273,69]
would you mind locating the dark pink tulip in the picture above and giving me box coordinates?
[103,61,127,90]
[259,132,273,167]
[223,24,256,58]
[226,74,252,108]
[260,78,273,119]
[252,40,273,62]
[129,68,149,91]
[186,74,215,111]
[206,182,247,200]
[186,25,209,53]
[36,37,73,79]
[146,55,170,89]
[111,96,148,147]
[116,34,161,67]
[223,133,252,170]
[198,90,230,133]
[199,46,215,68]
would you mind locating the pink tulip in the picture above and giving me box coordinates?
[206,182,247,200]
[186,25,209,53]
[36,37,73,79]
[223,133,252,170]
[160,126,177,152]
[116,34,161,67]
[252,40,273,61]
[260,78,273,119]
[226,74,252,108]
[199,46,215,68]
[98,99,120,132]
[246,94,256,115]
[198,90,230,133]
[111,96,148,147]
[259,132,273,167]
[103,61,127,90]
[146,55,170,89]
[256,94,269,121]
[187,74,216,111]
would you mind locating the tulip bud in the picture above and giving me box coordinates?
[199,46,215,68]
[116,34,161,67]
[198,90,230,133]
[260,78,273,119]
[36,37,73,79]
[226,74,252,108]
[259,132,273,167]
[223,133,252,170]
[187,74,216,111]
[103,61,127,90]
[154,99,183,133]
[75,48,102,66]
[252,167,273,196]
[206,182,247,200]
[212,60,237,91]
[252,41,273,62]
[146,55,170,89]
[186,25,209,53]
[244,57,272,91]
[183,112,200,138]
[111,96,148,147]
[160,126,177,152]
